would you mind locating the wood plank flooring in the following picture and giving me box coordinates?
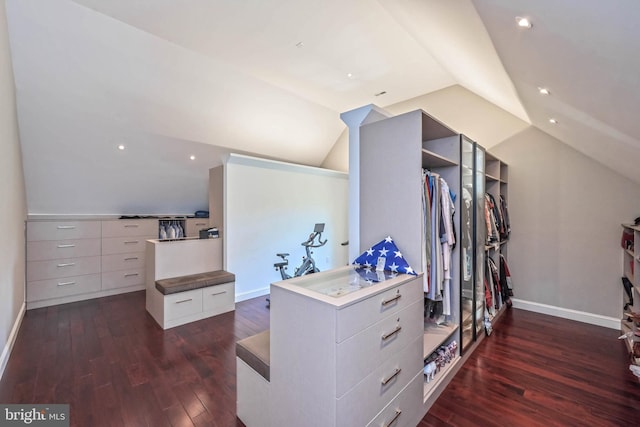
[1,291,639,426]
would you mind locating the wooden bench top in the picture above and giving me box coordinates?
[155,270,235,295]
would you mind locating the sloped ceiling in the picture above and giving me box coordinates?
[5,0,640,213]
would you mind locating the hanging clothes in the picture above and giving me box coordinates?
[499,195,511,240]
[423,169,456,322]
[499,254,514,306]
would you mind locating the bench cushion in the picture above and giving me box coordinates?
[155,270,235,295]
[236,330,270,381]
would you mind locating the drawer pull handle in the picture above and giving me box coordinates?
[57,262,76,267]
[124,241,139,244]
[57,281,76,287]
[210,290,227,297]
[384,409,402,427]
[124,273,139,278]
[57,244,76,248]
[57,225,76,229]
[175,298,193,304]
[124,224,139,228]
[124,257,139,261]
[381,293,401,306]
[196,223,206,226]
[381,325,402,341]
[381,368,401,386]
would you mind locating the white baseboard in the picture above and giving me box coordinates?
[511,298,620,330]
[235,287,270,302]
[0,302,26,381]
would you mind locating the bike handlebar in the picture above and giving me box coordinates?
[301,231,327,248]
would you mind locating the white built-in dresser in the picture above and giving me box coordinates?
[269,265,424,427]
[25,216,210,309]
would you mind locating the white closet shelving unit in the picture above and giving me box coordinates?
[484,152,510,326]
[621,223,640,364]
[359,109,487,414]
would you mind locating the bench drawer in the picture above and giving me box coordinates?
[164,289,203,321]
[202,282,235,314]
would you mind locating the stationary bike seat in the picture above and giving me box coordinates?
[274,261,287,268]
[276,253,289,258]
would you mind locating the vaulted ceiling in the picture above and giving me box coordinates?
[6,0,640,214]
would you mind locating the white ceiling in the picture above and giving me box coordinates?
[6,0,640,213]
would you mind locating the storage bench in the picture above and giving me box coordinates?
[236,330,271,427]
[147,270,235,329]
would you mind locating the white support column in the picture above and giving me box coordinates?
[340,104,391,261]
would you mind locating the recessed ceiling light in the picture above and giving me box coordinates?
[347,73,353,78]
[117,144,125,150]
[538,87,550,95]
[374,91,387,97]
[549,118,558,124]
[516,16,532,28]
[189,155,196,160]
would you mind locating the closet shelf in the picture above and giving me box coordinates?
[485,173,499,182]
[423,323,458,359]
[421,149,458,168]
[423,356,460,403]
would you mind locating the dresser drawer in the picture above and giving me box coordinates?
[102,236,154,255]
[366,371,423,427]
[27,238,101,261]
[337,336,422,427]
[202,282,235,313]
[101,268,145,290]
[27,221,101,241]
[27,256,101,282]
[101,252,145,272]
[186,218,210,237]
[101,219,158,238]
[336,300,423,397]
[27,273,101,302]
[337,276,422,342]
[164,289,203,321]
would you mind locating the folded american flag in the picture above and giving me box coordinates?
[353,236,416,276]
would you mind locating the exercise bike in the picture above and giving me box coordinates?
[267,224,327,308]
[274,223,327,280]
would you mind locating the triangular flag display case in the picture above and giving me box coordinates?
[359,109,489,417]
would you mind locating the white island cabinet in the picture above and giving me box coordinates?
[269,265,424,427]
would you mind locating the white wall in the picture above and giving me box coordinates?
[0,0,26,378]
[491,127,640,319]
[225,155,348,301]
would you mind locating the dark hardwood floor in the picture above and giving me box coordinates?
[1,291,639,426]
